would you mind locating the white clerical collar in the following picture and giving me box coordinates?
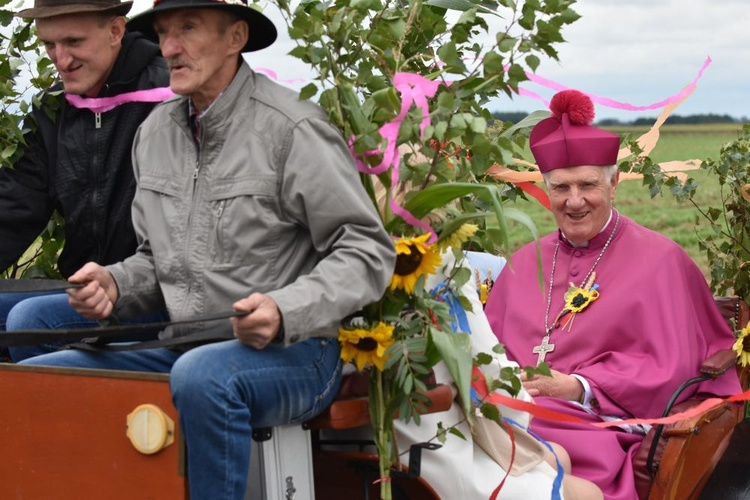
[561,210,614,248]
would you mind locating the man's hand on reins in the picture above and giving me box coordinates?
[231,293,282,350]
[67,262,119,319]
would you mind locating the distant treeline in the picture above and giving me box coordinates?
[491,111,743,126]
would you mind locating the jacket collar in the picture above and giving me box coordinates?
[170,61,256,132]
[99,31,162,98]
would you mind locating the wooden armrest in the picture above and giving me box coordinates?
[307,384,454,431]
[700,349,737,378]
[662,401,735,437]
[633,398,740,499]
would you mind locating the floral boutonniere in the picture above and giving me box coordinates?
[732,321,750,367]
[554,272,600,332]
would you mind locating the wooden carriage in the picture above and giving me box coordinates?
[0,297,746,499]
[0,363,450,499]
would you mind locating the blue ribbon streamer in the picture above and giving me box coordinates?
[470,386,481,405]
[504,417,564,500]
[430,282,471,334]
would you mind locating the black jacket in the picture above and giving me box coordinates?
[0,32,169,278]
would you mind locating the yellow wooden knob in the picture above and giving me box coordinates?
[126,404,175,455]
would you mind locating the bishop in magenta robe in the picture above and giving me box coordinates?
[487,89,741,499]
[486,211,741,499]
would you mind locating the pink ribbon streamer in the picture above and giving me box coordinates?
[255,67,309,85]
[65,87,176,113]
[255,57,713,235]
[257,54,712,115]
[352,73,442,243]
[516,56,712,112]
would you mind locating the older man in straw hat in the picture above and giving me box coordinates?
[23,0,396,497]
[0,0,170,359]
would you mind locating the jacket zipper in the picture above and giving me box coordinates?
[91,111,102,257]
[213,200,227,262]
[183,125,202,292]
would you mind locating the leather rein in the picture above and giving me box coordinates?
[0,279,245,349]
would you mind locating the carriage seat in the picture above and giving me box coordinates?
[305,369,454,431]
[632,297,748,500]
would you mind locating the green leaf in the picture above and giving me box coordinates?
[425,0,500,16]
[501,206,539,241]
[499,110,550,138]
[525,54,540,72]
[482,51,504,74]
[437,211,485,239]
[402,183,498,220]
[437,42,464,71]
[437,91,455,111]
[448,426,467,440]
[480,401,500,421]
[497,35,516,53]
[429,326,472,417]
[475,352,493,365]
[1,144,15,159]
[298,83,318,101]
[370,87,400,114]
[424,0,474,10]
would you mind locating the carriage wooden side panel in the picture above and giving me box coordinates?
[0,364,186,499]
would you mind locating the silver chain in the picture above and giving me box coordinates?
[543,211,620,335]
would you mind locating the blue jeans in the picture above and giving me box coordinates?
[20,337,343,500]
[1,292,167,362]
[0,291,64,329]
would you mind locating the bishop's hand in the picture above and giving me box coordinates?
[521,369,584,402]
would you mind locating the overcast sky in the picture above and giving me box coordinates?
[129,0,749,122]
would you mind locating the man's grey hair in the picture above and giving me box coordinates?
[542,164,619,187]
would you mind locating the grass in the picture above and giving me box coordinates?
[501,123,745,278]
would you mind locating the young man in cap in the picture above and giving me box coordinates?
[0,0,170,360]
[485,90,740,499]
[23,1,396,497]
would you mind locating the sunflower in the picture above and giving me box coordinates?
[389,234,441,294]
[437,223,479,252]
[732,321,750,367]
[339,322,396,371]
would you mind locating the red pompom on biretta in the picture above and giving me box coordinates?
[529,89,620,173]
[550,89,595,126]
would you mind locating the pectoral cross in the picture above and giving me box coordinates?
[533,334,555,365]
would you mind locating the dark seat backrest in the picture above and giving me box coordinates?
[714,296,750,331]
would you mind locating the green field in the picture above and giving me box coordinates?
[502,123,745,278]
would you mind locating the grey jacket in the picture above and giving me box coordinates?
[108,63,395,345]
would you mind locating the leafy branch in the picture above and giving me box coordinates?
[0,13,63,279]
